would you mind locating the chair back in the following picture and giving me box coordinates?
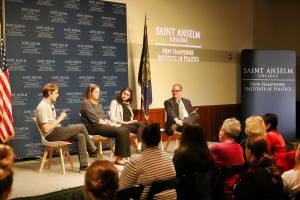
[212,164,247,200]
[145,177,179,200]
[178,171,213,200]
[116,184,145,200]
[32,117,70,147]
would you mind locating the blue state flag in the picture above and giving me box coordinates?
[138,16,152,120]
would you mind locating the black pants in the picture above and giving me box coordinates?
[87,124,131,157]
[121,121,145,142]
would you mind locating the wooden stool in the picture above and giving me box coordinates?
[91,135,115,159]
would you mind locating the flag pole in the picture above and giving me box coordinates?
[140,14,146,122]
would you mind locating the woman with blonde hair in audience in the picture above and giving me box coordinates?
[281,143,300,199]
[240,115,266,154]
[85,160,119,200]
[0,144,14,200]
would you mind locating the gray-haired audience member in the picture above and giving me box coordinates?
[210,118,245,199]
[210,118,244,167]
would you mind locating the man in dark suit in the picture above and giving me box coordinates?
[164,83,199,135]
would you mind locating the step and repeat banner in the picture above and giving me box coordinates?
[5,0,128,159]
[241,50,296,141]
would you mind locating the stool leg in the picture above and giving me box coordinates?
[64,146,74,171]
[59,147,66,174]
[99,141,104,158]
[40,146,49,173]
[48,148,53,169]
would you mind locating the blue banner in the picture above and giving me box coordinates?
[241,50,296,141]
[5,0,128,159]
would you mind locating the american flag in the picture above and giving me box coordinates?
[0,38,14,143]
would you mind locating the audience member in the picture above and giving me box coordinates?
[173,124,214,200]
[240,115,266,153]
[164,83,199,135]
[80,83,131,165]
[262,113,286,156]
[119,123,176,200]
[234,135,284,200]
[35,83,98,171]
[281,143,300,199]
[210,118,244,167]
[210,118,245,199]
[0,144,14,200]
[85,160,119,200]
[110,87,145,152]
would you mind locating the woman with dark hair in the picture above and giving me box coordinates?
[234,135,284,200]
[0,144,14,200]
[85,160,119,200]
[262,113,286,156]
[80,83,131,165]
[119,123,176,200]
[110,87,145,152]
[173,124,214,200]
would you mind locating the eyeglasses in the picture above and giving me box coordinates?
[172,90,181,92]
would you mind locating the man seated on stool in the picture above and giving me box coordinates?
[35,83,98,171]
[164,83,199,135]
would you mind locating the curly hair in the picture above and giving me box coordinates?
[0,144,14,198]
[85,160,119,200]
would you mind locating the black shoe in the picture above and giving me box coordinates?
[90,150,99,158]
[79,165,88,171]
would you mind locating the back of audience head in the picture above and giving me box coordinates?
[142,123,161,148]
[246,135,268,162]
[219,117,241,142]
[262,113,278,132]
[180,124,207,148]
[245,115,266,136]
[0,144,14,200]
[85,160,119,200]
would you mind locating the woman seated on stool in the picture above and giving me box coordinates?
[80,83,131,165]
[110,87,145,153]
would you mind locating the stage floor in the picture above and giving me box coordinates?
[10,141,216,199]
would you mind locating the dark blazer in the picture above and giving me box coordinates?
[164,97,194,135]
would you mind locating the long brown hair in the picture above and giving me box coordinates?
[115,87,133,104]
[84,83,100,102]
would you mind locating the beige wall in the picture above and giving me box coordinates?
[253,0,300,100]
[106,0,254,109]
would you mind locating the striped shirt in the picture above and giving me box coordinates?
[119,147,176,200]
